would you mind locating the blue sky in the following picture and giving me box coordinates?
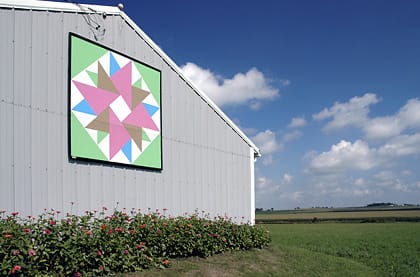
[58,0,419,209]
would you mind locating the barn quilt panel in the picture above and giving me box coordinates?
[69,33,162,169]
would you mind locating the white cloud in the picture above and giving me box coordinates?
[181,62,280,109]
[398,98,420,129]
[401,170,412,176]
[252,130,282,165]
[283,173,293,184]
[255,176,279,195]
[256,173,293,196]
[354,178,366,187]
[363,116,403,140]
[289,116,307,128]
[364,98,420,140]
[282,130,302,142]
[352,188,371,196]
[378,133,420,157]
[314,95,420,140]
[312,93,379,132]
[309,140,378,174]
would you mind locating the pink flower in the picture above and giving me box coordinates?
[11,265,21,274]
[11,211,19,217]
[50,220,56,226]
[97,250,102,256]
[123,249,128,255]
[23,228,31,233]
[44,228,51,235]
[29,249,36,257]
[4,234,12,239]
[12,250,20,256]
[86,230,92,236]
[108,228,113,234]
[74,272,81,277]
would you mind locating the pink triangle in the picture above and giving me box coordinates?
[123,103,159,131]
[73,81,119,115]
[109,109,131,159]
[111,62,132,107]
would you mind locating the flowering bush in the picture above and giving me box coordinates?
[0,209,270,276]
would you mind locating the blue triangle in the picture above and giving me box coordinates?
[109,52,120,77]
[143,103,159,116]
[73,99,96,115]
[122,139,132,162]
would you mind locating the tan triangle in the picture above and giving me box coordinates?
[86,108,109,132]
[124,123,143,151]
[98,62,118,94]
[132,87,150,109]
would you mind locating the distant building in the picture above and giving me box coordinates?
[0,0,260,223]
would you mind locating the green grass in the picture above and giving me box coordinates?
[122,222,420,276]
[268,223,420,276]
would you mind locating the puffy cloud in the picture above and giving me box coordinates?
[312,93,379,131]
[255,176,280,195]
[354,178,366,187]
[181,62,280,109]
[309,140,378,174]
[252,130,282,165]
[282,173,293,184]
[378,133,420,157]
[314,94,420,140]
[282,130,302,142]
[398,98,420,129]
[288,116,307,128]
[364,98,420,140]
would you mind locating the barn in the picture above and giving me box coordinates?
[0,0,261,223]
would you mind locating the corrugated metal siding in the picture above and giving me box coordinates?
[0,6,254,223]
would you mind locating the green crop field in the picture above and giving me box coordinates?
[256,207,420,223]
[123,222,420,276]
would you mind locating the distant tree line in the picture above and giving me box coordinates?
[366,202,396,207]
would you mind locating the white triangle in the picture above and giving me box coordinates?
[98,134,110,159]
[142,94,159,107]
[141,78,150,92]
[86,128,97,142]
[141,140,151,152]
[132,66,141,85]
[86,60,98,74]
[98,52,111,76]
[152,112,160,129]
[72,111,96,128]
[132,140,141,161]
[70,82,84,109]
[113,52,130,68]
[73,70,95,87]
[111,150,129,164]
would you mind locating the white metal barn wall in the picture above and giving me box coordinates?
[0,0,259,223]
